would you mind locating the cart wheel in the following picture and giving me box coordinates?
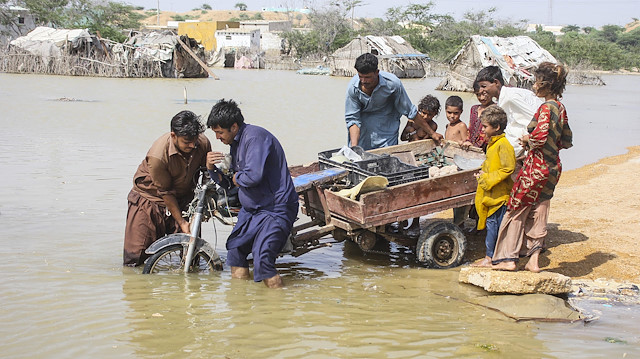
[416,220,466,268]
[356,230,377,251]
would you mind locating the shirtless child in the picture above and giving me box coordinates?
[401,94,442,142]
[444,96,468,144]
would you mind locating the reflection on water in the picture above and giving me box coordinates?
[1,71,639,358]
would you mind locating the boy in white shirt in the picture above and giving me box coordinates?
[474,66,542,157]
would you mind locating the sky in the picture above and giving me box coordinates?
[126,0,640,28]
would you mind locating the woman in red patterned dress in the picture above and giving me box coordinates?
[491,62,573,272]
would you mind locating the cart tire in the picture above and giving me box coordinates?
[143,244,223,274]
[416,221,466,268]
[356,230,377,251]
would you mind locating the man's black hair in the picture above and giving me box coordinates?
[475,65,505,86]
[445,95,463,110]
[354,53,378,74]
[207,99,245,130]
[170,110,205,138]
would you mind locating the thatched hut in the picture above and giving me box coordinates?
[437,35,604,92]
[329,35,429,78]
[1,26,209,78]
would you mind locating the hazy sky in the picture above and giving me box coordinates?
[127,0,640,27]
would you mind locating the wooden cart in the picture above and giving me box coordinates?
[289,139,485,268]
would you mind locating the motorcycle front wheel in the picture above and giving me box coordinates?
[142,244,223,274]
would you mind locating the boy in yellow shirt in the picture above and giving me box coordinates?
[471,105,516,267]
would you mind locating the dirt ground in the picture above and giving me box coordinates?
[139,9,309,28]
[461,146,640,284]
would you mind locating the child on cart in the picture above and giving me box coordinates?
[470,105,516,267]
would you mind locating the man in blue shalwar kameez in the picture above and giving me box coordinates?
[205,99,298,288]
[345,53,444,150]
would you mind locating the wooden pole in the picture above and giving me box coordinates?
[175,36,219,80]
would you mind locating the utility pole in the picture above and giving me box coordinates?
[157,0,160,26]
[547,0,552,25]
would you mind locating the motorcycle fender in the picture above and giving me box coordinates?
[145,233,208,255]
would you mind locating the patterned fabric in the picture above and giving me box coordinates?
[508,100,573,211]
[467,104,487,149]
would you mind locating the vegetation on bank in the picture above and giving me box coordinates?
[2,0,639,71]
[283,1,640,71]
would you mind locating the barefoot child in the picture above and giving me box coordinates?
[492,62,573,272]
[470,105,515,267]
[401,95,442,142]
[444,96,468,145]
[445,95,471,225]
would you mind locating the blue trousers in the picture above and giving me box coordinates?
[485,205,507,258]
[226,209,292,282]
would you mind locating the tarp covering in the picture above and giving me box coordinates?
[125,31,177,62]
[437,35,557,91]
[9,26,92,60]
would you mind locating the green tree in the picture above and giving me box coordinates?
[235,2,247,11]
[561,25,580,33]
[596,24,624,42]
[202,3,212,10]
[2,0,143,42]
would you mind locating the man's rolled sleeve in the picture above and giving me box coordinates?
[345,85,362,130]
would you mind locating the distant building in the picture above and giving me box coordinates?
[215,28,260,53]
[178,21,240,52]
[240,21,291,56]
[526,24,565,36]
[240,20,292,33]
[261,7,310,14]
[0,5,37,44]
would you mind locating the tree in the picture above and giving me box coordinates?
[561,25,580,33]
[2,0,144,42]
[235,2,247,11]
[202,3,212,10]
[343,0,364,29]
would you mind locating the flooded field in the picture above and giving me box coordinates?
[0,70,639,358]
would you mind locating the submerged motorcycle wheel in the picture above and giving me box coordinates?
[142,244,223,274]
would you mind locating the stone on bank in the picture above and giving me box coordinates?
[459,266,572,294]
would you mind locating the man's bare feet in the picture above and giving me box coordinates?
[492,261,517,271]
[471,256,492,268]
[263,274,283,289]
[231,266,250,279]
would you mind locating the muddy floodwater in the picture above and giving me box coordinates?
[1,70,639,358]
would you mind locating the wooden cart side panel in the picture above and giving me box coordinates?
[359,170,478,216]
[324,190,366,223]
[357,193,475,227]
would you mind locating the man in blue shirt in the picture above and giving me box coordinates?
[345,53,443,150]
[206,99,298,288]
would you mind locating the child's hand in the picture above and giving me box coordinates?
[474,170,483,179]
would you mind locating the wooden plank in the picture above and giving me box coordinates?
[292,224,336,244]
[176,36,219,80]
